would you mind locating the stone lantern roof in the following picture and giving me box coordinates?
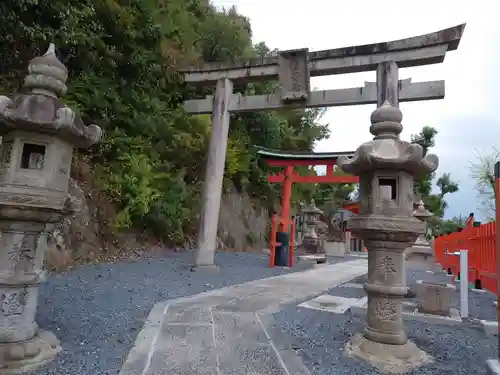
[337,102,438,176]
[300,200,323,215]
[0,44,102,148]
[413,200,433,221]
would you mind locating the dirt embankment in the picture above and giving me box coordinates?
[45,162,271,272]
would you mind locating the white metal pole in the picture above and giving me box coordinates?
[460,249,469,318]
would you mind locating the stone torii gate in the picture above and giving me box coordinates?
[180,24,464,269]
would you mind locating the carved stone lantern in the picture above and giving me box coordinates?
[299,200,324,254]
[406,201,434,260]
[338,101,438,370]
[0,44,102,372]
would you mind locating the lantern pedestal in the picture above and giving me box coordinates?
[346,333,431,374]
[0,330,60,374]
[0,220,63,374]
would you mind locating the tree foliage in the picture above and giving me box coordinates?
[310,167,356,234]
[0,0,329,244]
[469,147,500,220]
[438,215,470,235]
[411,126,459,234]
[312,167,355,211]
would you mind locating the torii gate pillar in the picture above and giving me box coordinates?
[279,165,293,232]
[195,78,233,268]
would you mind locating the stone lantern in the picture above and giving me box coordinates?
[337,98,438,370]
[299,200,324,254]
[406,201,434,261]
[0,44,102,373]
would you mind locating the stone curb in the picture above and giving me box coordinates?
[487,359,500,375]
[480,320,499,336]
[164,260,367,308]
[118,302,169,375]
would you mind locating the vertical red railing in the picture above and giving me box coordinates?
[289,218,295,268]
[495,161,500,329]
[269,215,278,268]
[434,214,498,294]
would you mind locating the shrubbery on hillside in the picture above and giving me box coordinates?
[0,0,330,244]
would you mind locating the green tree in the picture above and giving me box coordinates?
[0,1,331,247]
[411,126,459,218]
[437,215,470,235]
[313,168,356,210]
[310,167,356,234]
[469,147,500,220]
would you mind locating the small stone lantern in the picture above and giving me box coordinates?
[338,101,438,370]
[299,200,324,254]
[406,201,434,260]
[0,44,101,372]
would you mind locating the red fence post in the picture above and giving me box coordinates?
[434,208,498,297]
[483,222,495,293]
[495,161,500,338]
[470,224,480,287]
[289,218,295,268]
[270,215,277,268]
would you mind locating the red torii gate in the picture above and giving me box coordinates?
[256,146,360,233]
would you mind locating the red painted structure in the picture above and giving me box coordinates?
[256,146,359,267]
[496,161,500,330]
[343,201,360,214]
[434,215,497,292]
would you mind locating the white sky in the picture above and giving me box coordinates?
[213,0,500,220]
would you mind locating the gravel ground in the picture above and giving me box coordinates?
[31,250,496,375]
[405,266,497,322]
[340,261,498,322]
[269,260,497,375]
[271,307,496,375]
[31,250,354,375]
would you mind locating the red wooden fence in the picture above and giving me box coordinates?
[434,221,497,293]
[436,161,500,332]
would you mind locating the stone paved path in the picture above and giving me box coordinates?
[119,258,367,375]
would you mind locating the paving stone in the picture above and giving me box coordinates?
[146,324,217,375]
[217,342,287,375]
[164,305,212,325]
[214,291,289,313]
[121,258,369,375]
[212,312,292,374]
[213,312,269,344]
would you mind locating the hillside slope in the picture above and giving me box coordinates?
[0,0,331,268]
